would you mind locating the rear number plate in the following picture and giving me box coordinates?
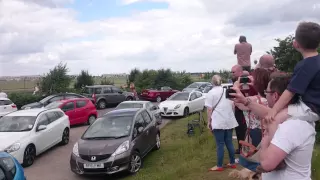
[84,163,104,169]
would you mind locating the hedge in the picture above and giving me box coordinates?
[8,92,44,109]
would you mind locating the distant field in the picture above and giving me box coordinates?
[0,74,205,92]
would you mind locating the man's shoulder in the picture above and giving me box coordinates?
[279,120,315,135]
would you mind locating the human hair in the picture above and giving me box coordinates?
[295,21,320,50]
[251,68,271,98]
[239,35,247,43]
[269,73,299,104]
[212,75,222,86]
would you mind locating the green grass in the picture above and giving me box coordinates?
[123,113,236,180]
[312,145,320,179]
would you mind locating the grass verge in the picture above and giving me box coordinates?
[122,113,320,180]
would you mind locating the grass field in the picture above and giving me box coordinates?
[0,75,204,92]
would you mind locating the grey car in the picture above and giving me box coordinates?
[182,82,211,92]
[70,108,160,175]
[83,85,136,109]
[115,101,162,125]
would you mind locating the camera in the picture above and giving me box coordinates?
[225,85,236,99]
[240,76,250,84]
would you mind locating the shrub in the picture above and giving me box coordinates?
[8,92,43,109]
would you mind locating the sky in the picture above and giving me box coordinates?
[0,0,320,76]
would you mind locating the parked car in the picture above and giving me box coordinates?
[21,93,88,110]
[0,98,17,118]
[159,91,205,117]
[0,108,70,167]
[70,108,160,175]
[46,98,98,126]
[0,151,26,180]
[83,85,136,109]
[115,101,162,125]
[200,83,233,98]
[182,82,211,92]
[140,86,179,102]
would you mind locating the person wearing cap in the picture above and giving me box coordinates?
[234,36,253,72]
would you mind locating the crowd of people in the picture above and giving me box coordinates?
[205,21,320,180]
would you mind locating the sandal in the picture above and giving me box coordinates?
[208,166,224,171]
[225,163,237,169]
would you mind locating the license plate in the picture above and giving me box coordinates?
[84,163,104,169]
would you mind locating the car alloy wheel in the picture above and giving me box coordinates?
[129,152,142,173]
[156,96,161,102]
[155,133,160,150]
[87,115,96,125]
[98,100,106,109]
[60,128,69,145]
[23,145,36,167]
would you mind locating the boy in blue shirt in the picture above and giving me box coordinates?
[265,21,320,129]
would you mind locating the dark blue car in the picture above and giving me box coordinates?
[0,152,26,180]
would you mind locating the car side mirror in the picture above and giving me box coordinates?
[37,125,47,131]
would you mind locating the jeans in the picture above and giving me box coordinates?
[239,128,262,172]
[212,129,236,167]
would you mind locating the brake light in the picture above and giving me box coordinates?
[12,104,17,108]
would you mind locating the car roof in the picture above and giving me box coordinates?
[104,108,140,117]
[86,85,114,88]
[119,101,149,104]
[59,98,89,103]
[5,108,58,116]
[0,97,10,101]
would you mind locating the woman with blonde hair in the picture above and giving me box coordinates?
[206,75,239,171]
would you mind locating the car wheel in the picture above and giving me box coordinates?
[87,115,96,125]
[156,96,161,102]
[128,151,142,174]
[60,128,69,145]
[153,133,161,150]
[98,100,107,109]
[126,96,133,101]
[183,107,189,117]
[22,145,36,167]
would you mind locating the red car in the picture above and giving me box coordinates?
[140,86,179,102]
[46,98,98,126]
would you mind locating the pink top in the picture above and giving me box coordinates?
[235,42,252,66]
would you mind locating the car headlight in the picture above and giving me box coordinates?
[0,157,16,176]
[174,104,181,109]
[111,140,129,157]
[72,142,79,157]
[5,143,20,153]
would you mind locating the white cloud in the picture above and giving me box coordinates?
[0,0,319,76]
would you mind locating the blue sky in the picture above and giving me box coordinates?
[67,0,169,22]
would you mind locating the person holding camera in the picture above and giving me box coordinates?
[206,75,238,172]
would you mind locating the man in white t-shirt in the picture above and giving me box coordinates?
[231,74,315,179]
[0,90,7,98]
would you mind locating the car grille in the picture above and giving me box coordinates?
[163,107,168,112]
[80,154,111,162]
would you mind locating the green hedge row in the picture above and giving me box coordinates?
[8,92,43,109]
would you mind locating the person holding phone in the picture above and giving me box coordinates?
[206,75,238,172]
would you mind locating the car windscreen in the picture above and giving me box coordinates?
[0,116,37,132]
[203,86,213,93]
[187,82,200,88]
[168,92,189,101]
[82,115,133,139]
[40,95,54,104]
[0,100,12,106]
[116,103,143,109]
[46,101,63,109]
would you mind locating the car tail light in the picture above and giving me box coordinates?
[11,104,17,108]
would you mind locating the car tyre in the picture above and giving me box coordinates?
[156,96,161,102]
[97,100,107,109]
[183,107,189,117]
[60,128,69,145]
[128,151,142,174]
[22,145,36,167]
[87,115,96,125]
[153,133,161,150]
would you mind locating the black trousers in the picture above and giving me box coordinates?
[234,108,247,150]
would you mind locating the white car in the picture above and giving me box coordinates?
[0,98,18,117]
[159,91,205,117]
[0,108,70,167]
[201,83,233,98]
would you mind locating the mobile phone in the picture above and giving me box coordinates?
[225,88,236,99]
[240,76,249,84]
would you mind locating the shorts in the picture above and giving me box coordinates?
[288,100,319,123]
